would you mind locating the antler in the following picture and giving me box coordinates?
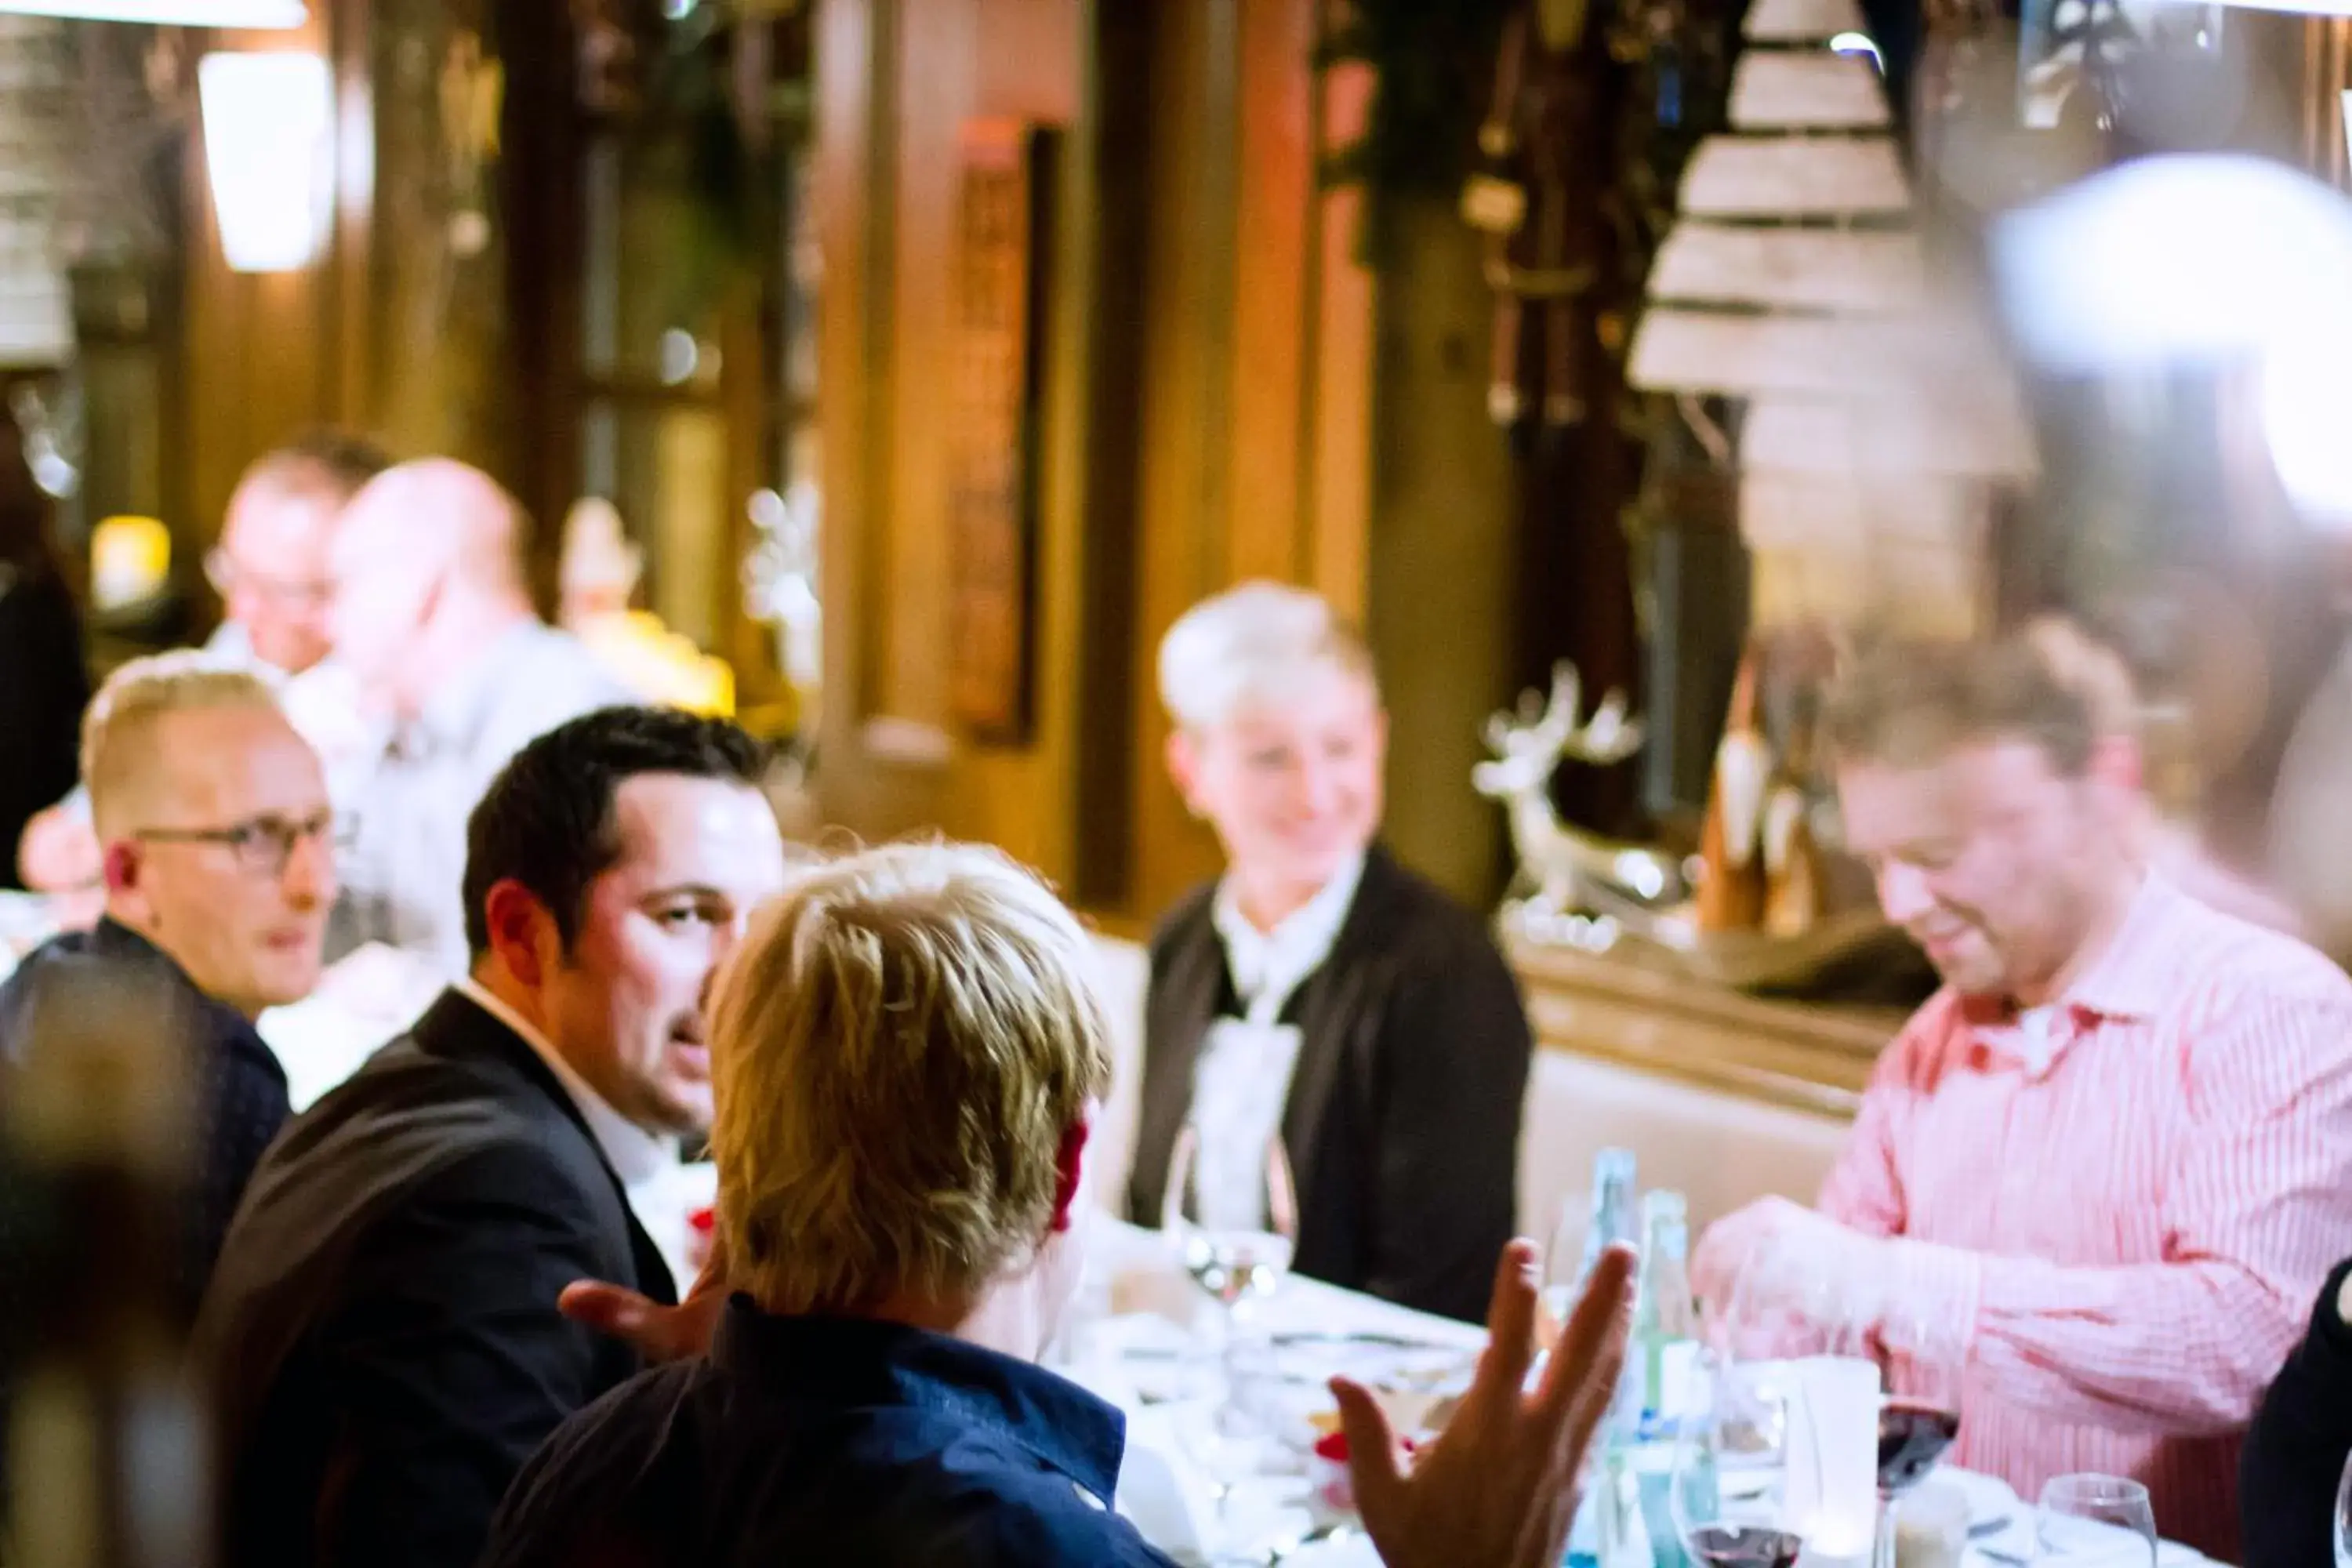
[1534,662,1583,750]
[1566,689,1645,764]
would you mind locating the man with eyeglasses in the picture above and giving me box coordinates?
[15,430,388,895]
[1,652,335,1305]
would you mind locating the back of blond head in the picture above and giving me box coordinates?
[1156,579,1377,731]
[81,652,282,835]
[709,841,1113,1316]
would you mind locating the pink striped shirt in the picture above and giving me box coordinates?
[1822,876,2352,1563]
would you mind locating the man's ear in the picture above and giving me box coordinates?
[1164,728,1203,818]
[102,840,140,898]
[1049,1110,1094,1234]
[481,880,557,988]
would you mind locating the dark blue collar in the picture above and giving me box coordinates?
[711,1298,1127,1504]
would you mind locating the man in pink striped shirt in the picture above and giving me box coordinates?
[1693,633,2352,1563]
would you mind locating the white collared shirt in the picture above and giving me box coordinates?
[1187,853,1366,1232]
[454,977,673,1192]
[1209,851,1366,1027]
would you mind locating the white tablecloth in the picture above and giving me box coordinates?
[1074,1219,2215,1568]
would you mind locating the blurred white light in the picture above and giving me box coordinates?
[2343,89,2351,166]
[2205,0,2352,13]
[658,329,699,385]
[1829,31,1884,71]
[1994,154,2352,528]
[747,487,787,532]
[0,0,300,20]
[200,53,333,273]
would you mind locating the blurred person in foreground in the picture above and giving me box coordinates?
[1690,632,2352,1561]
[0,402,84,891]
[325,458,629,976]
[2240,1255,2352,1568]
[1123,582,1532,1323]
[194,707,787,1568]
[16,430,388,893]
[485,840,1637,1568]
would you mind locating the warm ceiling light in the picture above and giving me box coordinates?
[0,0,303,23]
[199,51,332,272]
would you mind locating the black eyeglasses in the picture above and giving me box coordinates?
[133,810,350,876]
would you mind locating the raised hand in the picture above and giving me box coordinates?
[1332,1238,1637,1568]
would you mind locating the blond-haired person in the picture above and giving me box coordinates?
[1126,583,1533,1323]
[0,652,329,1305]
[484,842,1639,1568]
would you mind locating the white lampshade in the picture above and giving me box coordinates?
[0,0,302,22]
[198,51,332,272]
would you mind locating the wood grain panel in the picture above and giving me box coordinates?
[877,0,971,736]
[1226,0,1312,585]
[1308,51,1374,623]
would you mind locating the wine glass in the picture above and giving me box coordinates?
[1873,1305,1963,1568]
[1160,1120,1299,1559]
[2034,1474,2158,1567]
[2332,1450,2352,1568]
[1671,1347,1817,1568]
[1161,1120,1299,1334]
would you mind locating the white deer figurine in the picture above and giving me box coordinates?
[1472,662,1683,918]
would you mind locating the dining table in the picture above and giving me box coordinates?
[1068,1218,2220,1568]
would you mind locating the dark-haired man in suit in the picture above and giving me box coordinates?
[194,705,788,1568]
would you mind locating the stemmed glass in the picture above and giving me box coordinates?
[1671,1346,1817,1568]
[2034,1474,2158,1567]
[1160,1120,1300,1560]
[1871,1302,1964,1568]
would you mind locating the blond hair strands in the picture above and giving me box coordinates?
[707,841,1113,1316]
[80,652,284,835]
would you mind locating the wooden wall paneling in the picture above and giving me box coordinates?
[1305,35,1374,624]
[1127,0,1242,923]
[1228,0,1313,586]
[814,0,913,833]
[1065,0,1155,911]
[948,0,1084,879]
[814,0,1089,873]
[875,0,973,746]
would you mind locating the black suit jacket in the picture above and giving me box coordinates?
[1124,846,1533,1323]
[193,989,677,1568]
[0,565,86,889]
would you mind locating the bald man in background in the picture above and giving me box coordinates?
[327,459,627,975]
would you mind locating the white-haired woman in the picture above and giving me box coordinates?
[1124,582,1533,1323]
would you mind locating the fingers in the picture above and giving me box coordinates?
[1537,1242,1635,1427]
[1479,1239,1544,1396]
[557,1280,659,1339]
[1330,1375,1406,1517]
